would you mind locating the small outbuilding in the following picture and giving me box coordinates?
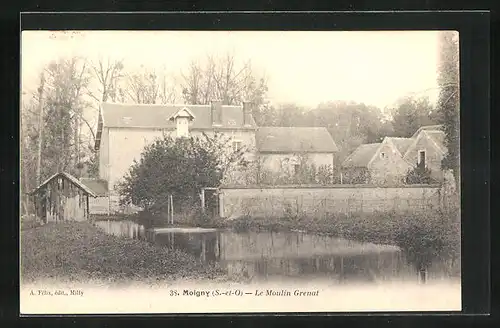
[29,172,97,223]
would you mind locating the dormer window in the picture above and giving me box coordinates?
[168,107,195,138]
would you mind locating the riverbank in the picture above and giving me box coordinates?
[20,222,228,285]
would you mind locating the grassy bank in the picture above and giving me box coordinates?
[21,222,227,285]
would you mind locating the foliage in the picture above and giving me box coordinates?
[125,66,177,104]
[116,132,247,216]
[405,164,436,184]
[20,57,92,205]
[21,222,225,284]
[390,96,440,138]
[341,167,371,184]
[180,53,268,107]
[437,31,460,187]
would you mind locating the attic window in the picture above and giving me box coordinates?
[122,116,132,124]
[228,119,236,126]
[380,152,387,159]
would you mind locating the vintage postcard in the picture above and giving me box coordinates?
[20,29,461,314]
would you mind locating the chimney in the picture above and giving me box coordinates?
[211,100,223,126]
[242,101,253,127]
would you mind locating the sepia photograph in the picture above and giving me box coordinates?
[20,29,461,314]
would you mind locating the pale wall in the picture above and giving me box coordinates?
[369,141,413,185]
[219,185,443,219]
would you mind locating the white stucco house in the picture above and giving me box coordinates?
[91,101,338,212]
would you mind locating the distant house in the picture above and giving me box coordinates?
[29,172,96,223]
[403,125,447,181]
[255,127,339,181]
[341,137,413,185]
[342,124,448,185]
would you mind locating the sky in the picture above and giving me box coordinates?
[21,30,444,110]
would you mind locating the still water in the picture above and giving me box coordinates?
[95,220,430,282]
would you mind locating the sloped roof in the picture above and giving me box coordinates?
[29,172,97,197]
[341,143,381,168]
[256,127,338,153]
[411,124,443,138]
[424,130,447,153]
[385,137,413,155]
[80,178,109,196]
[100,102,257,129]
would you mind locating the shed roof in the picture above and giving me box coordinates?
[256,127,339,153]
[100,102,257,129]
[341,143,381,168]
[29,172,97,197]
[79,178,109,196]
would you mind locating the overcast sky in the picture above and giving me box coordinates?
[22,30,444,110]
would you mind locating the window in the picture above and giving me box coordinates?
[232,140,243,152]
[418,150,426,167]
[380,152,387,159]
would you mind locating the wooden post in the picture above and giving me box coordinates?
[201,189,205,214]
[107,193,111,216]
[170,195,174,225]
[86,194,90,220]
[340,171,343,184]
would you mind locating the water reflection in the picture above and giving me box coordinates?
[95,220,417,282]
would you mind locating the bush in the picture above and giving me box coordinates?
[405,164,437,184]
[117,132,247,216]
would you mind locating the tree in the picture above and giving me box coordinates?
[40,57,91,178]
[180,53,268,108]
[88,57,125,103]
[125,66,177,104]
[302,101,388,165]
[437,31,460,187]
[390,96,439,138]
[116,132,248,216]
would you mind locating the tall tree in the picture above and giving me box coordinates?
[390,96,440,137]
[40,57,91,179]
[437,31,460,187]
[303,101,389,163]
[180,53,268,108]
[83,58,126,178]
[125,66,177,104]
[89,57,125,103]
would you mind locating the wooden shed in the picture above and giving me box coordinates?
[29,172,97,223]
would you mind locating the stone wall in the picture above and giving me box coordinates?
[219,184,445,219]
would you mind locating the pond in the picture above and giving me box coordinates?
[94,219,452,283]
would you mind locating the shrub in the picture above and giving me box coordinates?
[117,132,246,216]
